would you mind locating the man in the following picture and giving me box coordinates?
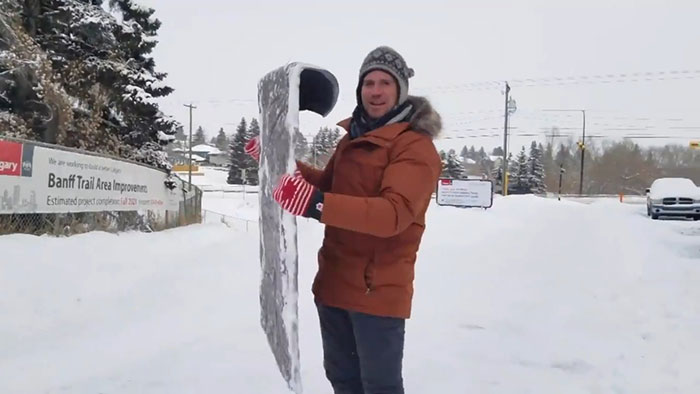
[247,46,442,394]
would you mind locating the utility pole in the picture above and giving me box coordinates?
[501,82,516,196]
[183,103,197,184]
[501,82,510,196]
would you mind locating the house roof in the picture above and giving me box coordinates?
[489,155,503,162]
[191,144,223,154]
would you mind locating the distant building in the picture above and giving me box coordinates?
[191,144,222,158]
[207,153,229,167]
[169,144,227,166]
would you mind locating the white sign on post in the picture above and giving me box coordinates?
[436,178,493,208]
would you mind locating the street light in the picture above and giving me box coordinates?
[543,109,586,195]
[508,97,517,115]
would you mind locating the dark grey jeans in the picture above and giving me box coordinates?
[316,302,406,394]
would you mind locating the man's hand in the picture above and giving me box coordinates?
[273,170,324,220]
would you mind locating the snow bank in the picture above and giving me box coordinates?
[1,194,699,393]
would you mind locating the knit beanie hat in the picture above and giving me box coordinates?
[357,46,415,106]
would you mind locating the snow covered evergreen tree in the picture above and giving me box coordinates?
[1,0,178,169]
[512,147,531,194]
[439,150,447,176]
[294,130,309,161]
[529,141,546,194]
[214,127,228,152]
[107,0,177,155]
[173,125,186,144]
[505,152,516,190]
[460,146,469,161]
[468,146,476,160]
[478,146,487,161]
[227,118,247,184]
[442,149,463,179]
[2,0,108,146]
[326,127,341,150]
[193,126,206,146]
[308,128,327,166]
[307,126,340,168]
[244,118,260,185]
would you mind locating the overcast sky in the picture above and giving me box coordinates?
[139,0,700,153]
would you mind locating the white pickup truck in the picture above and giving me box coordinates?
[646,177,700,220]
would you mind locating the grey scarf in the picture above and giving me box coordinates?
[349,101,414,140]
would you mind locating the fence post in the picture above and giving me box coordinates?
[197,188,202,223]
[52,214,61,236]
[181,181,188,226]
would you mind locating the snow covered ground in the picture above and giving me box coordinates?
[1,169,699,393]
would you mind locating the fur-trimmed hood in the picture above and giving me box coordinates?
[406,95,441,138]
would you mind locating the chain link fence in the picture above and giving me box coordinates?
[202,209,258,234]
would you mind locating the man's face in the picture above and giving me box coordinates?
[360,70,398,119]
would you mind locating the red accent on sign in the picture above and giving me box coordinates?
[0,141,22,176]
[440,179,453,185]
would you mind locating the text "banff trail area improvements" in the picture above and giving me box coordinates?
[48,173,149,194]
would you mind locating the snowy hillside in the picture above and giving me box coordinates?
[1,183,699,393]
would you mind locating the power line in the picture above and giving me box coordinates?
[416,69,700,93]
[518,110,699,124]
[511,71,700,88]
[439,133,698,140]
[443,124,700,136]
[445,115,508,126]
[444,113,699,131]
[506,113,700,134]
[174,69,700,105]
[441,134,501,140]
[175,99,256,106]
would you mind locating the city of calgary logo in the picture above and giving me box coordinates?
[0,160,18,173]
[0,140,34,177]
